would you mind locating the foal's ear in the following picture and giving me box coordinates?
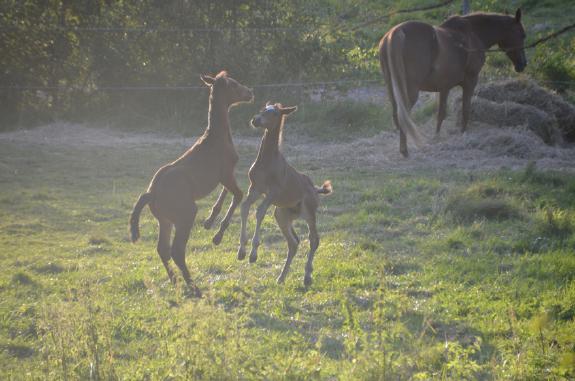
[515,8,522,23]
[200,74,216,86]
[280,106,298,115]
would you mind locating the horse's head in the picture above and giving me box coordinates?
[499,9,527,73]
[200,71,254,106]
[251,102,297,130]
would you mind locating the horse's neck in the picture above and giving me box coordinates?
[465,15,508,49]
[205,94,232,144]
[257,124,282,162]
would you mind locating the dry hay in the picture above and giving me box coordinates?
[475,79,575,142]
[455,97,562,145]
[2,79,575,174]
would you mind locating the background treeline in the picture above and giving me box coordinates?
[1,0,573,132]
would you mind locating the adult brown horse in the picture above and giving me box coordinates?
[379,9,527,157]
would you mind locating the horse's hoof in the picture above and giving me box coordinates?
[203,219,214,230]
[304,275,312,287]
[212,233,223,245]
[237,247,246,260]
[184,286,202,299]
[249,253,257,263]
[276,276,285,284]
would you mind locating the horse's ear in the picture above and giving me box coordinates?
[200,74,215,86]
[280,106,297,115]
[515,8,522,23]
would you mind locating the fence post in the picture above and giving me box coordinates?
[462,0,470,14]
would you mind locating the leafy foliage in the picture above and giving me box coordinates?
[2,0,573,130]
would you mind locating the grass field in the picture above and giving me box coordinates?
[0,126,574,380]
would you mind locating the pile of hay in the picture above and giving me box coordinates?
[467,79,575,143]
[459,97,561,144]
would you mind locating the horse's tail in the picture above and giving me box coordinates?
[316,180,333,195]
[129,192,152,243]
[384,29,424,147]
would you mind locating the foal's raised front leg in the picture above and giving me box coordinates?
[203,187,227,229]
[237,186,261,260]
[249,194,274,263]
[212,173,243,245]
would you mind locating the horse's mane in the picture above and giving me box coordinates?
[442,12,513,31]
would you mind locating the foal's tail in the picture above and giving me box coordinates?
[384,28,424,147]
[129,192,152,243]
[316,180,333,196]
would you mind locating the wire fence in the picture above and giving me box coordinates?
[1,1,574,94]
[2,77,575,94]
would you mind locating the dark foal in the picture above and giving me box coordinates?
[237,103,332,287]
[129,71,253,296]
[379,9,527,157]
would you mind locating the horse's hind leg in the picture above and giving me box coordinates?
[171,205,201,296]
[399,130,408,157]
[399,88,419,158]
[303,211,320,287]
[237,186,261,260]
[275,208,299,284]
[249,194,273,263]
[157,219,175,284]
[436,90,449,136]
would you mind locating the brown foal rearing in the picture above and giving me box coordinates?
[129,71,253,296]
[237,103,332,287]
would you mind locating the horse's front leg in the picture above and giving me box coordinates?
[212,173,243,245]
[249,194,274,263]
[237,186,261,260]
[460,77,478,133]
[203,187,228,229]
[436,89,450,137]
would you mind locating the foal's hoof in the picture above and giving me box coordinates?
[203,218,214,230]
[276,276,286,284]
[304,275,313,288]
[249,252,257,263]
[212,232,223,245]
[237,247,246,260]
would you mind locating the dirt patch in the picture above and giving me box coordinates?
[2,78,575,174]
[1,121,575,173]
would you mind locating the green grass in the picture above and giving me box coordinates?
[0,139,574,380]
